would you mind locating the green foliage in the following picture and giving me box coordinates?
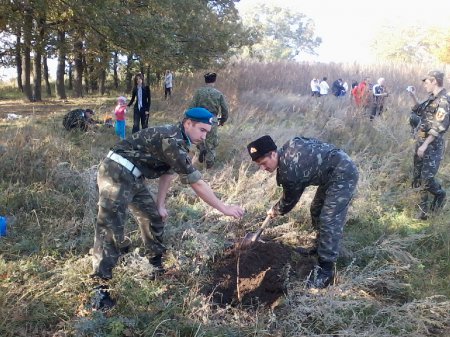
[241,4,322,61]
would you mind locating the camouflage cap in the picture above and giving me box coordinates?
[247,135,277,161]
[185,107,214,125]
[422,70,444,82]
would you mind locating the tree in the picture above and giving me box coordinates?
[372,24,448,64]
[241,4,322,61]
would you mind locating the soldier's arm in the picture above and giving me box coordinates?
[156,173,176,221]
[190,180,244,218]
[272,182,305,216]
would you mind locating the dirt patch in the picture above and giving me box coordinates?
[204,241,316,307]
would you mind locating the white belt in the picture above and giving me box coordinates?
[107,151,142,178]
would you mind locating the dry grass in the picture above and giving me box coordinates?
[0,60,449,336]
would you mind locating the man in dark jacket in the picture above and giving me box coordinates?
[128,73,151,133]
[247,135,358,289]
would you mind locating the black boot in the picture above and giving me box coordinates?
[295,246,318,256]
[90,285,116,311]
[430,190,446,212]
[149,254,165,278]
[306,260,335,289]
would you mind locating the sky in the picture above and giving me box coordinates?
[236,0,450,64]
[2,0,450,80]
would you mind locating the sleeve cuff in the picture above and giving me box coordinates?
[179,170,202,184]
[428,129,439,137]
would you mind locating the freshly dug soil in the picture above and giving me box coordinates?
[204,241,316,306]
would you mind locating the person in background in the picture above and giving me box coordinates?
[164,70,173,100]
[319,77,329,96]
[128,73,151,134]
[331,79,345,97]
[310,78,320,97]
[407,70,449,220]
[370,77,388,120]
[114,96,127,140]
[62,108,97,131]
[190,72,229,169]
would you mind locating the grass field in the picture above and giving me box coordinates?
[0,60,449,337]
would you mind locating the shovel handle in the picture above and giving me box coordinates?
[252,214,272,242]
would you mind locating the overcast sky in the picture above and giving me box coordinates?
[236,0,450,63]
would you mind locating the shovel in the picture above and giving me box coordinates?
[240,214,271,249]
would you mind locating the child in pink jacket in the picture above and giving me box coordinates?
[114,96,127,139]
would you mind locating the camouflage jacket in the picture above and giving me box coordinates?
[274,137,347,215]
[190,86,229,123]
[411,88,450,139]
[62,109,94,131]
[111,123,201,184]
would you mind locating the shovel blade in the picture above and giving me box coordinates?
[240,232,258,249]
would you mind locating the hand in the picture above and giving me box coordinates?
[222,205,245,219]
[157,206,169,222]
[145,111,149,115]
[417,144,427,158]
[267,208,277,218]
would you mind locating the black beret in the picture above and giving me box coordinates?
[247,135,277,161]
[204,72,217,83]
[185,107,214,125]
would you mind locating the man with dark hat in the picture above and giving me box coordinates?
[407,70,449,220]
[247,135,358,289]
[90,107,244,310]
[62,108,97,131]
[190,72,229,168]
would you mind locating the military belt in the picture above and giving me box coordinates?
[107,151,142,178]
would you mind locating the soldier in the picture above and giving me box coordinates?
[190,72,229,168]
[247,135,358,288]
[407,70,449,220]
[62,108,96,131]
[90,107,244,310]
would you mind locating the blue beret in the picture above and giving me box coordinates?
[185,107,214,125]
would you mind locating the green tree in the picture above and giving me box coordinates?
[241,4,321,61]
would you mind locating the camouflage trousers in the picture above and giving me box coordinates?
[197,120,218,168]
[92,158,165,279]
[412,138,446,214]
[309,151,359,263]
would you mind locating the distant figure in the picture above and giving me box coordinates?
[331,79,346,97]
[128,73,151,134]
[310,78,320,97]
[342,81,349,95]
[319,77,329,96]
[190,72,229,169]
[352,77,371,108]
[407,70,449,220]
[164,70,173,100]
[370,77,388,120]
[350,80,359,102]
[114,96,127,140]
[62,108,97,131]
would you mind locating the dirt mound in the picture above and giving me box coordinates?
[204,241,316,306]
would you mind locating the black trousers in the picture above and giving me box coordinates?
[132,106,149,134]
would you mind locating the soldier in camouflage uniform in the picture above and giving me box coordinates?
[407,70,450,220]
[90,107,244,310]
[247,135,358,289]
[190,72,229,168]
[62,108,96,131]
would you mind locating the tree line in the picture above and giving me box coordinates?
[0,0,255,101]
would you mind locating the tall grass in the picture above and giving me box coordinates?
[0,60,449,336]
